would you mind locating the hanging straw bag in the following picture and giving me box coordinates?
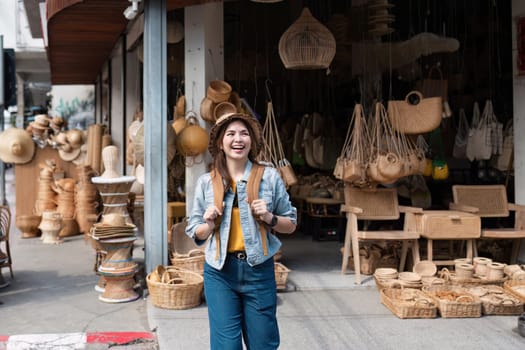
[387,91,442,134]
[466,100,500,161]
[261,101,298,187]
[494,120,513,171]
[367,103,406,184]
[333,104,370,185]
[452,108,469,159]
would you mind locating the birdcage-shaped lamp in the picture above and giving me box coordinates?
[278,7,336,70]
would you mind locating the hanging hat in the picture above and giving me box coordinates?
[58,144,81,162]
[0,128,35,164]
[208,113,263,159]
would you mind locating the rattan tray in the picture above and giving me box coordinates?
[422,285,482,318]
[380,285,438,319]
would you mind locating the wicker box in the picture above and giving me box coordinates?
[275,262,290,290]
[170,249,205,275]
[415,210,481,239]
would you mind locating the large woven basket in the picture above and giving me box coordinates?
[170,249,205,275]
[380,284,438,319]
[422,284,482,318]
[146,267,204,310]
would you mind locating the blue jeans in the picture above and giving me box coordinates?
[204,255,279,350]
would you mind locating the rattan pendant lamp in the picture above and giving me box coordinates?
[278,7,336,70]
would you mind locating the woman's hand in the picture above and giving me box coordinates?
[250,199,272,224]
[203,205,222,230]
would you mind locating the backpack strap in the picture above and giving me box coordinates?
[211,170,224,260]
[247,164,269,256]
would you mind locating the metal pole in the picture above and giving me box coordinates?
[0,35,6,206]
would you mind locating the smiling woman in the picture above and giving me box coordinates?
[186,112,297,349]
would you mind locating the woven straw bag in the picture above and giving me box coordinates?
[333,104,370,186]
[387,91,442,134]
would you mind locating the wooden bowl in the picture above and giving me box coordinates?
[16,215,42,238]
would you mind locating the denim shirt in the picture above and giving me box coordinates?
[186,161,297,269]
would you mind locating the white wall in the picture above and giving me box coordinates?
[0,0,45,51]
[50,85,95,129]
[512,0,525,263]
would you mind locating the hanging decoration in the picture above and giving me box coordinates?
[367,0,395,37]
[278,7,336,70]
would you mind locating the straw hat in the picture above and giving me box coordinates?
[0,128,35,164]
[58,144,81,162]
[208,113,262,159]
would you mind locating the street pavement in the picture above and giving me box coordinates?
[1,167,525,349]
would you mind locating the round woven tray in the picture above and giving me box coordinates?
[146,267,204,310]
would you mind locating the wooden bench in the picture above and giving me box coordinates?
[450,184,525,263]
[340,187,421,284]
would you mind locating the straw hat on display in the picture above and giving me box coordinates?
[58,143,82,162]
[0,128,35,164]
[208,113,263,160]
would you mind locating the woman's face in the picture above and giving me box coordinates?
[220,120,252,162]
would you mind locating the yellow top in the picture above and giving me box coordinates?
[227,182,245,252]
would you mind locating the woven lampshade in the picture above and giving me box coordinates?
[278,7,336,70]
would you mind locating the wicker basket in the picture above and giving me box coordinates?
[380,284,438,319]
[146,266,204,310]
[503,279,525,302]
[422,284,482,318]
[170,249,205,275]
[466,285,524,316]
[278,7,336,70]
[275,262,290,289]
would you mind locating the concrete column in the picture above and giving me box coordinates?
[512,0,525,262]
[184,2,224,215]
[144,0,168,272]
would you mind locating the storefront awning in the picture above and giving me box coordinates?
[45,0,216,85]
[46,0,129,84]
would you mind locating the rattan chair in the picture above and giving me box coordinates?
[450,184,525,263]
[340,187,422,284]
[0,205,13,278]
